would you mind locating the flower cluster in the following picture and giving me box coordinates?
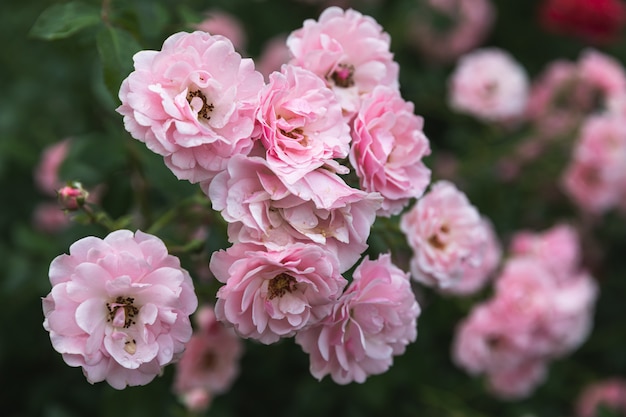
[452,224,598,399]
[117,6,427,385]
[42,230,198,389]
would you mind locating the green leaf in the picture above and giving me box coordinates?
[29,1,101,40]
[96,26,141,103]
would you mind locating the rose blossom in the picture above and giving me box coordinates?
[208,155,382,272]
[296,254,420,384]
[42,230,198,389]
[448,48,529,123]
[409,0,496,64]
[350,85,432,216]
[210,242,348,344]
[287,6,399,116]
[576,378,626,417]
[510,223,580,282]
[561,113,626,214]
[117,31,264,186]
[399,180,488,289]
[256,35,291,81]
[256,64,351,184]
[173,305,243,402]
[442,217,501,296]
[193,10,247,52]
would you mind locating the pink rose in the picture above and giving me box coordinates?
[350,85,432,216]
[193,10,247,52]
[42,230,198,389]
[33,202,70,233]
[256,35,291,81]
[510,223,581,282]
[210,242,347,344]
[452,301,534,377]
[173,305,243,398]
[287,6,399,116]
[296,254,420,384]
[209,155,381,272]
[578,49,626,103]
[448,48,529,123]
[561,113,626,214]
[409,0,496,64]
[117,31,264,186]
[399,180,487,289]
[576,378,626,417]
[453,251,598,399]
[486,359,547,400]
[443,217,501,296]
[256,64,351,184]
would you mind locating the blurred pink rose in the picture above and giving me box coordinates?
[296,254,420,384]
[453,243,598,400]
[256,35,291,81]
[350,85,432,216]
[526,49,626,139]
[287,6,399,116]
[210,242,347,344]
[443,217,501,296]
[173,305,243,402]
[486,359,548,400]
[194,10,247,52]
[35,139,70,196]
[576,378,626,417]
[256,64,351,184]
[510,223,581,282]
[209,155,381,272]
[400,180,487,289]
[409,0,496,64]
[42,230,198,389]
[448,48,529,123]
[33,202,71,233]
[117,31,264,187]
[562,113,626,214]
[578,49,626,100]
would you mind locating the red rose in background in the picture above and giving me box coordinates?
[539,0,626,44]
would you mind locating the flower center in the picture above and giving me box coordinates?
[186,89,214,121]
[428,224,449,250]
[279,127,308,146]
[267,273,297,300]
[329,63,355,88]
[106,296,139,329]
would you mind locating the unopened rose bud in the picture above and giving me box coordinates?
[57,182,89,211]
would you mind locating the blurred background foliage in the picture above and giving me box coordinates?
[1,0,625,416]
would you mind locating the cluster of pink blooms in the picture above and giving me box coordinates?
[448,47,530,124]
[42,230,198,389]
[452,224,598,399]
[400,180,501,294]
[535,50,626,215]
[527,49,626,139]
[173,305,244,412]
[409,0,496,65]
[575,378,626,417]
[117,6,428,384]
